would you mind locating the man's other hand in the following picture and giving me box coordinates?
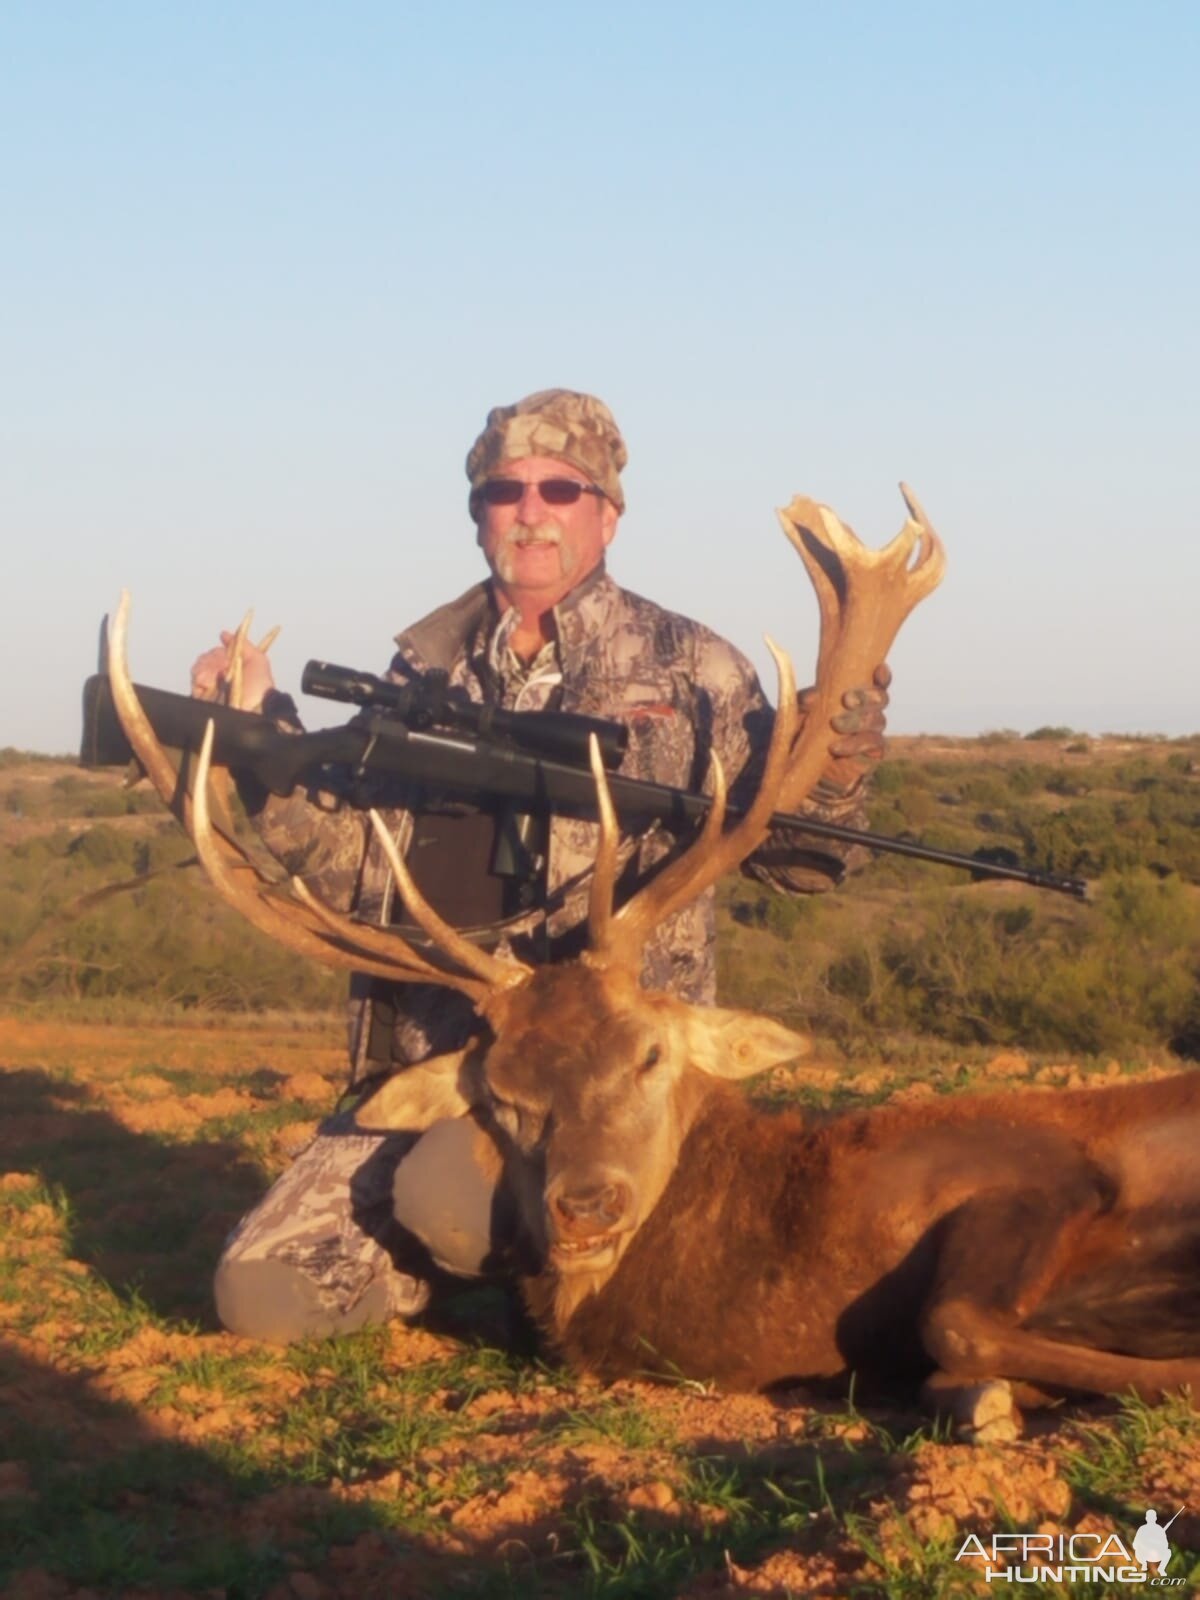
[190,630,277,713]
[800,662,891,802]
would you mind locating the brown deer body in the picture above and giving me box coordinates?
[504,972,1200,1398]
[107,486,1200,1430]
[364,959,1200,1417]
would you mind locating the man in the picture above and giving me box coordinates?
[193,389,890,1342]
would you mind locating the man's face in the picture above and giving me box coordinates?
[474,456,619,612]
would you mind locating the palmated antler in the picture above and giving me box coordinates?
[772,482,945,814]
[586,484,946,966]
[107,594,530,1005]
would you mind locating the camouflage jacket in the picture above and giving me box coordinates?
[247,564,870,1085]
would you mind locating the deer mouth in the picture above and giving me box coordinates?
[549,1231,624,1272]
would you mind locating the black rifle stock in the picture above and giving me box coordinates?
[79,672,1090,901]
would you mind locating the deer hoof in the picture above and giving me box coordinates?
[922,1375,1023,1444]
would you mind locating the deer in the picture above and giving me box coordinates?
[106,488,1200,1442]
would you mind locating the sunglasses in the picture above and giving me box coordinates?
[474,477,606,509]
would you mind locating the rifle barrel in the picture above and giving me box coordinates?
[80,674,1090,901]
[761,810,1090,899]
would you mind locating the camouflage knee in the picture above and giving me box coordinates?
[215,1111,427,1340]
[392,1114,513,1276]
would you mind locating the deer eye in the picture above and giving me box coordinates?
[639,1043,663,1074]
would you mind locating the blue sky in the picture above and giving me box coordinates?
[3,1,1197,752]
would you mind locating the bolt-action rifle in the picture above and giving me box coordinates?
[80,662,1089,901]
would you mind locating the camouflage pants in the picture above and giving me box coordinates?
[214,1108,508,1343]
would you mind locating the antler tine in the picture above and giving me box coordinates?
[604,639,797,964]
[112,593,495,996]
[108,591,189,812]
[368,812,532,993]
[288,877,491,999]
[586,734,620,955]
[225,609,253,711]
[188,719,490,992]
[202,608,255,837]
[110,590,282,856]
[898,482,946,588]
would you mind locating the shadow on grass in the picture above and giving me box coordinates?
[0,1341,520,1598]
[0,1059,541,1354]
[0,1340,880,1600]
[0,1065,266,1325]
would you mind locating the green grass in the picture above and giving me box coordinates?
[551,1395,675,1451]
[840,1510,980,1599]
[0,1440,331,1595]
[69,1282,187,1355]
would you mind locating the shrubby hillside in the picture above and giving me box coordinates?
[2,733,1197,1057]
[721,731,1200,1060]
[0,753,342,1016]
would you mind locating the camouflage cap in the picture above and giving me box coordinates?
[466,389,627,512]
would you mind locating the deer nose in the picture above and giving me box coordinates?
[549,1178,631,1232]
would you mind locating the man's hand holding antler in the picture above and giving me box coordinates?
[804,661,892,807]
[743,662,891,892]
[190,630,277,713]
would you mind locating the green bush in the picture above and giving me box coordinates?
[66,825,138,871]
[1043,771,1091,797]
[723,864,1200,1059]
[870,761,927,796]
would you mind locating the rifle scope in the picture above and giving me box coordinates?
[301,660,629,771]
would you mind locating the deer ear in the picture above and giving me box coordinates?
[684,1006,811,1080]
[352,1045,486,1132]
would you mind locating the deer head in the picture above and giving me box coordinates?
[109,485,944,1310]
